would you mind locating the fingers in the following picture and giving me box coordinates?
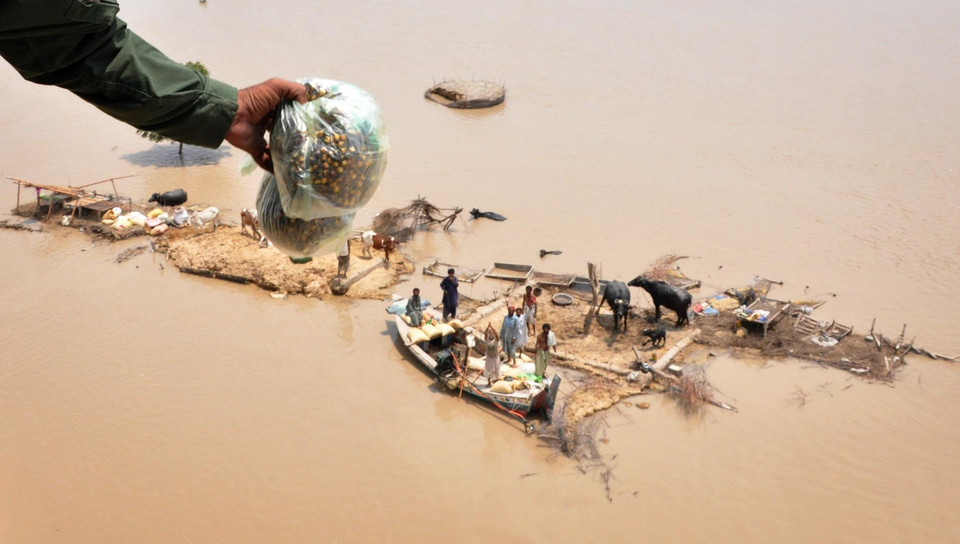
[256,78,308,106]
[266,77,308,104]
[255,151,274,174]
[227,78,306,172]
[247,138,273,173]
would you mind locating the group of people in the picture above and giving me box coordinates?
[404,268,459,328]
[404,276,557,385]
[484,285,556,385]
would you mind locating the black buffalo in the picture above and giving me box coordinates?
[469,208,507,221]
[601,280,631,332]
[641,325,666,347]
[628,276,692,327]
[148,188,188,207]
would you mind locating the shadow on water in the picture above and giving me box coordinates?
[122,144,232,168]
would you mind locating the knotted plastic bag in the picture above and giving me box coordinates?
[270,78,388,220]
[256,173,355,259]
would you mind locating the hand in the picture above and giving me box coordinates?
[225,78,308,173]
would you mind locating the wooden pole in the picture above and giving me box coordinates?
[588,262,601,315]
[72,175,135,190]
[453,350,467,399]
[329,257,384,295]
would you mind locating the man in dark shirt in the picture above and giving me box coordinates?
[440,268,459,321]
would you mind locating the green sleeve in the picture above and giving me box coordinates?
[0,0,238,148]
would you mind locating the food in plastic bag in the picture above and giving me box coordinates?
[270,78,388,219]
[256,173,354,259]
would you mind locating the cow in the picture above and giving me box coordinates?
[628,276,692,327]
[641,325,666,347]
[360,230,396,263]
[469,208,507,221]
[240,208,260,239]
[189,206,219,232]
[148,188,188,207]
[600,280,631,332]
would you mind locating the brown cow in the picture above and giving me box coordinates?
[360,230,396,263]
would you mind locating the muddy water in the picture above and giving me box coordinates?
[2,1,959,542]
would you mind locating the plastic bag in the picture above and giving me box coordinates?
[270,78,388,220]
[256,173,354,259]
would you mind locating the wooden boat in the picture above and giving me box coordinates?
[485,262,533,282]
[393,309,561,432]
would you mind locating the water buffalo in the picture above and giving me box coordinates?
[628,276,692,327]
[148,188,188,207]
[469,208,507,221]
[601,280,631,332]
[641,325,666,347]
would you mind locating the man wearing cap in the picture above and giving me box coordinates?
[499,306,520,367]
[405,288,424,327]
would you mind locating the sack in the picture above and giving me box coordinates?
[407,328,429,344]
[270,78,388,220]
[256,173,354,258]
[421,323,442,339]
[490,380,515,394]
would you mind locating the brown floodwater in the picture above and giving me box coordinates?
[2,1,959,542]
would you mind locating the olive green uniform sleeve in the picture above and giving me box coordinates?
[0,0,238,148]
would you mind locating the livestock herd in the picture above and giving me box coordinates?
[599,275,694,336]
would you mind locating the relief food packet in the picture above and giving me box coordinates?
[270,78,388,220]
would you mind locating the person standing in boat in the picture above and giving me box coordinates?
[522,285,538,336]
[440,268,459,321]
[500,306,519,367]
[514,306,528,356]
[535,323,557,379]
[483,323,501,385]
[405,288,424,327]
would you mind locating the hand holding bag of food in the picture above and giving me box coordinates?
[257,78,388,258]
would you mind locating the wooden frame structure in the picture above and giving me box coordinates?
[736,297,792,337]
[793,313,853,341]
[485,262,533,282]
[8,175,134,222]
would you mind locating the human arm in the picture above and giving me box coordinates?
[0,0,305,171]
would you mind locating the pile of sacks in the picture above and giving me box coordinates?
[101,206,184,236]
[404,316,464,344]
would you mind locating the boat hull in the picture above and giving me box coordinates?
[394,313,560,423]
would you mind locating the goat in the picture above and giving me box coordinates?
[240,208,261,239]
[189,206,219,232]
